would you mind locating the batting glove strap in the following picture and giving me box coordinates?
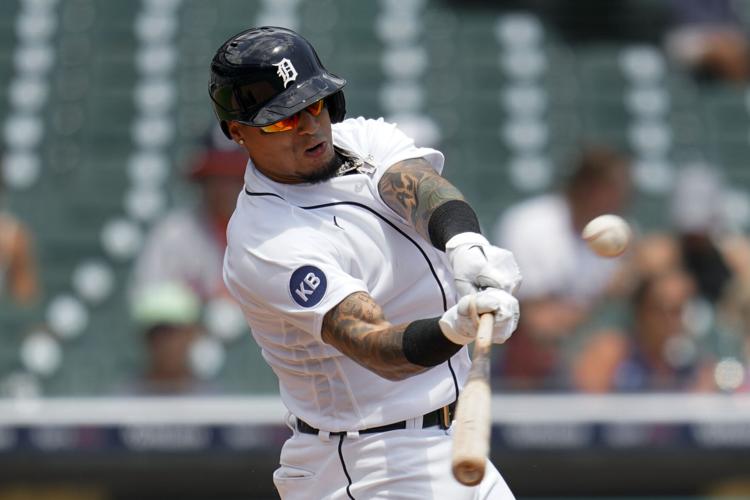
[438,289,520,345]
[444,231,490,251]
[445,232,522,297]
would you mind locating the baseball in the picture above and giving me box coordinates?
[582,214,632,257]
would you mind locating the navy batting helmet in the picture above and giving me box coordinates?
[209,26,347,139]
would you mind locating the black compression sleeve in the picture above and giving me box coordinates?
[402,317,462,367]
[427,200,481,251]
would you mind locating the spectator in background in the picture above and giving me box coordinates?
[664,0,750,83]
[0,165,40,306]
[630,164,750,394]
[492,146,633,390]
[636,164,750,306]
[572,268,717,392]
[130,132,247,303]
[125,282,208,395]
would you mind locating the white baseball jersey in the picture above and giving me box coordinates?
[223,117,470,432]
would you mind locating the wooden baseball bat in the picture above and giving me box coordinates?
[451,312,496,486]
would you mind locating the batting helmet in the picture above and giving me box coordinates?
[209,26,347,139]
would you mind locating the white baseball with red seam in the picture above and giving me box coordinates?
[582,214,632,257]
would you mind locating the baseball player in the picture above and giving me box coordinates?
[210,27,522,499]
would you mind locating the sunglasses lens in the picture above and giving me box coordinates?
[258,100,324,133]
[307,99,324,116]
[260,115,298,133]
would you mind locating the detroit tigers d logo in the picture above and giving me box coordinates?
[290,265,327,307]
[273,58,298,88]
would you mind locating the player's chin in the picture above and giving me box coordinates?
[299,146,337,183]
[300,162,339,184]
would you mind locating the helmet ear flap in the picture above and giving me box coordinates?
[325,91,346,123]
[220,120,231,139]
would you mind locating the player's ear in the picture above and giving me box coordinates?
[227,121,246,146]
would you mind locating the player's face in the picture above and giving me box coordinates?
[230,104,336,184]
[638,272,693,339]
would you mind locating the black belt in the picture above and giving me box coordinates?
[296,401,456,436]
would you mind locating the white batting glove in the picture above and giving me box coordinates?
[438,288,520,345]
[445,232,522,297]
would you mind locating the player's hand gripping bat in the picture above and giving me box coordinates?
[451,312,505,486]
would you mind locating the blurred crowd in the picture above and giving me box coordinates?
[2,0,750,397]
[492,146,750,393]
[124,128,249,396]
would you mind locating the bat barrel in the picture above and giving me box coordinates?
[451,313,495,486]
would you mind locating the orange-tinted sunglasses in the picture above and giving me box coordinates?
[259,99,325,133]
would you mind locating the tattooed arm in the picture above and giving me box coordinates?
[377,157,522,296]
[377,158,466,242]
[321,291,432,381]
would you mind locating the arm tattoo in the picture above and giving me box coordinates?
[378,158,465,240]
[322,291,429,381]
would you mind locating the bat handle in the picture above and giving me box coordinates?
[475,311,495,348]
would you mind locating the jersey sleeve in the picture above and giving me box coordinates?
[223,231,368,342]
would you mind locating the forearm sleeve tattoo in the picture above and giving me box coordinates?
[321,291,429,381]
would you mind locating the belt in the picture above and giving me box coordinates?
[296,401,456,436]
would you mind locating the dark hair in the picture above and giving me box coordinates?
[632,273,657,309]
[145,323,192,342]
[566,146,630,192]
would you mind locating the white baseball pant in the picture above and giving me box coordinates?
[273,414,515,499]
